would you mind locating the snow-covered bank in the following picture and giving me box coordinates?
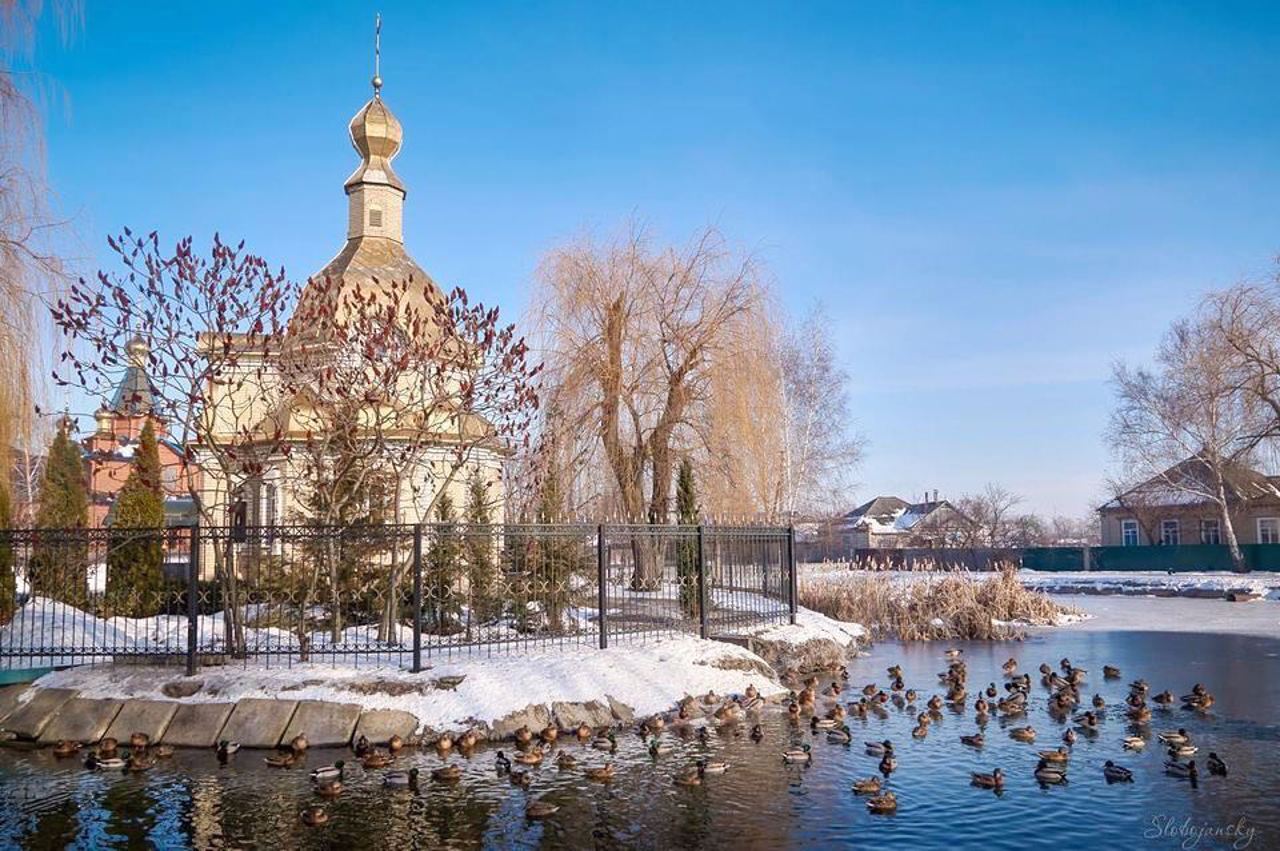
[21,606,868,739]
[1019,570,1280,600]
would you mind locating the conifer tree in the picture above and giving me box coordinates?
[105,420,167,617]
[29,423,89,602]
[675,456,701,619]
[463,474,498,633]
[535,464,580,632]
[426,492,461,632]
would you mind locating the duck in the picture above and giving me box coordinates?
[971,767,1005,789]
[905,689,918,705]
[584,763,616,781]
[700,758,729,774]
[576,722,593,741]
[1123,736,1146,751]
[362,751,393,770]
[960,733,985,749]
[887,665,904,679]
[383,767,420,789]
[673,765,704,786]
[862,683,878,697]
[1127,705,1152,723]
[782,744,812,764]
[314,779,343,798]
[514,725,534,746]
[1103,665,1122,679]
[1103,760,1134,782]
[1034,759,1068,784]
[945,648,963,660]
[1002,658,1018,676]
[865,791,898,813]
[750,725,764,743]
[1165,759,1198,780]
[353,734,372,757]
[864,739,892,756]
[526,799,560,820]
[592,732,618,752]
[300,806,328,827]
[1158,728,1191,746]
[216,740,240,762]
[129,732,150,750]
[52,740,81,758]
[1092,694,1106,710]
[648,737,674,757]
[823,723,852,744]
[540,725,559,744]
[1167,743,1198,758]
[1009,726,1037,743]
[151,745,175,759]
[84,753,127,770]
[1038,747,1070,764]
[513,747,545,766]
[388,734,406,753]
[126,752,156,772]
[1153,690,1175,707]
[309,761,345,783]
[879,753,897,775]
[556,751,577,770]
[264,752,298,769]
[811,716,838,731]
[911,723,929,739]
[1207,752,1228,776]
[494,751,512,774]
[289,733,309,754]
[851,776,882,795]
[98,737,119,756]
[1062,729,1077,746]
[1073,711,1100,733]
[431,764,462,782]
[509,769,533,787]
[435,733,454,753]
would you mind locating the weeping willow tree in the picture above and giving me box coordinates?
[1,1,81,515]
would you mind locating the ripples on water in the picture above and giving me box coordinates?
[0,628,1277,849]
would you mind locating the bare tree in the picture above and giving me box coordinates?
[533,223,757,588]
[1109,310,1268,572]
[777,304,863,518]
[955,484,1023,547]
[52,230,299,651]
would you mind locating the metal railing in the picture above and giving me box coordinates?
[0,523,796,672]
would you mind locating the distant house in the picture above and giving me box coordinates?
[1098,458,1280,547]
[841,495,971,549]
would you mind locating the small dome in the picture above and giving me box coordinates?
[125,336,149,367]
[345,96,405,193]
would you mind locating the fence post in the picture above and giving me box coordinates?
[411,524,423,673]
[185,523,200,676]
[597,524,608,650]
[786,525,797,625]
[696,525,708,639]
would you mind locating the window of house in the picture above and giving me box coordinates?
[1160,519,1180,546]
[1121,519,1139,547]
[1200,519,1221,545]
[369,208,383,228]
[262,483,277,528]
[1258,517,1280,545]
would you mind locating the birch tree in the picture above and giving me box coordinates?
[1109,311,1268,572]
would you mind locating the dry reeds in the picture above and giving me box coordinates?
[799,566,1078,641]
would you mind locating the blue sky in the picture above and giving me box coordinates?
[23,1,1280,516]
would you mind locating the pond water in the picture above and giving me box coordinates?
[0,599,1277,850]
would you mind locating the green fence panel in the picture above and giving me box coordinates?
[1022,544,1280,572]
[1021,548,1086,572]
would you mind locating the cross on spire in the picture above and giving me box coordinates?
[372,12,383,97]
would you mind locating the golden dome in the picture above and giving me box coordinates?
[345,95,405,194]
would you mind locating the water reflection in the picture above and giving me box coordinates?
[0,628,1276,849]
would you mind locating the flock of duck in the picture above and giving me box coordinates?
[785,650,1225,814]
[43,650,1225,826]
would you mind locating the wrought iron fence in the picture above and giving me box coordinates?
[0,523,795,672]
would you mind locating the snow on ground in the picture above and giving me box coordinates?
[739,606,866,649]
[800,563,1280,601]
[1018,570,1280,600]
[33,634,790,734]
